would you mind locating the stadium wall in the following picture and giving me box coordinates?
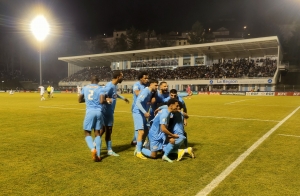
[59,77,276,92]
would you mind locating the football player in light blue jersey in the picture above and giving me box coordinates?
[163,89,187,114]
[133,79,158,160]
[149,81,169,123]
[164,88,190,148]
[131,71,149,146]
[79,76,104,162]
[157,101,194,161]
[165,89,189,147]
[101,71,130,157]
[141,98,180,162]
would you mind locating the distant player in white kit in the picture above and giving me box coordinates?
[77,85,82,97]
[39,86,45,101]
[50,86,54,98]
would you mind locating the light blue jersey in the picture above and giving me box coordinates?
[133,87,153,114]
[158,105,185,135]
[164,96,186,111]
[156,91,170,104]
[81,84,104,110]
[149,91,169,121]
[102,82,118,114]
[132,81,147,111]
[81,84,104,131]
[169,112,185,135]
[148,108,170,151]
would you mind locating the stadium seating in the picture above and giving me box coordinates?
[60,58,277,82]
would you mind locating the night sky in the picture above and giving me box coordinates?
[2,0,300,37]
[0,0,300,81]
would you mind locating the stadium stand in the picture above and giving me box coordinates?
[60,58,277,82]
[58,36,300,92]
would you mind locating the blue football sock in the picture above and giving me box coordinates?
[142,148,151,157]
[137,141,142,152]
[94,136,101,157]
[106,140,112,151]
[164,143,174,157]
[85,136,94,150]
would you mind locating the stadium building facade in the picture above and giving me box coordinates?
[58,36,288,92]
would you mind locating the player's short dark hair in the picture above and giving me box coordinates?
[170,89,177,94]
[149,79,158,85]
[138,71,148,80]
[91,75,99,83]
[167,98,178,106]
[112,71,122,79]
[159,81,167,86]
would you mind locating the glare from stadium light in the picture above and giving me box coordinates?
[30,15,50,41]
[30,15,50,86]
[244,26,247,29]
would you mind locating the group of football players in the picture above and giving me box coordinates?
[79,70,194,162]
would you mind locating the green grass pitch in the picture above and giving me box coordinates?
[0,92,299,195]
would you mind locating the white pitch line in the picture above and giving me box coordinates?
[189,115,279,122]
[39,106,131,113]
[39,106,278,122]
[50,104,79,106]
[278,134,300,138]
[224,98,261,105]
[196,106,300,196]
[115,111,131,113]
[224,99,247,105]
[39,106,84,110]
[230,104,292,107]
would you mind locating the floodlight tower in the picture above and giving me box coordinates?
[30,15,50,86]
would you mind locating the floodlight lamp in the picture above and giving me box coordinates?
[30,15,50,41]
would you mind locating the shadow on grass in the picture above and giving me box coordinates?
[100,142,199,160]
[100,143,135,159]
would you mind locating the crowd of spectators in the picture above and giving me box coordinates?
[198,58,277,79]
[60,66,112,82]
[0,70,22,80]
[131,59,178,68]
[60,58,277,82]
[0,69,39,82]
